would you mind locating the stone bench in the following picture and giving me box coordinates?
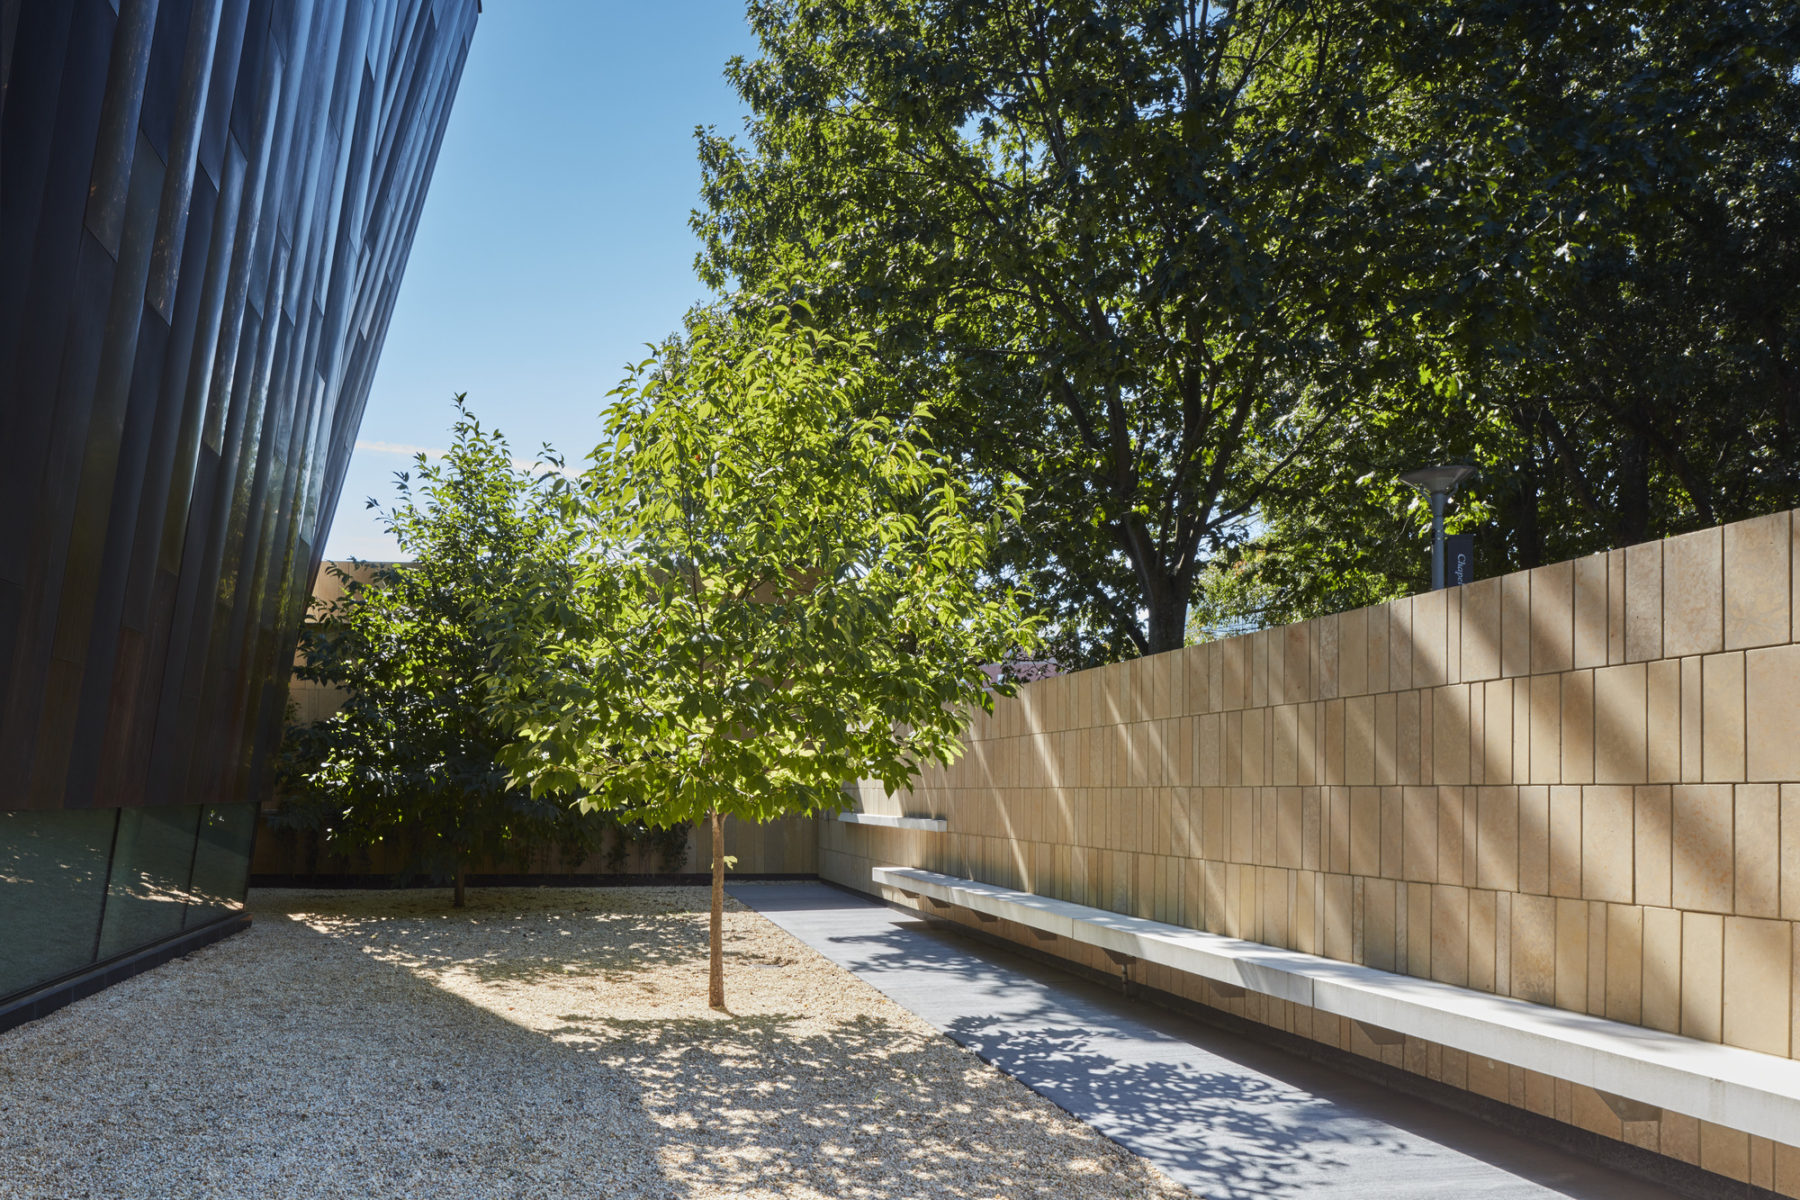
[836,812,948,831]
[870,865,1800,1145]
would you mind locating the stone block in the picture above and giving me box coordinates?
[1323,872,1353,961]
[1634,785,1672,909]
[1588,901,1609,1016]
[1502,571,1531,677]
[1531,561,1575,673]
[1512,678,1532,783]
[1276,707,1301,788]
[1626,540,1664,662]
[1407,881,1433,979]
[1681,911,1724,1042]
[1663,526,1724,658]
[1339,608,1367,697]
[1555,897,1589,1012]
[1751,1135,1775,1192]
[1278,787,1303,870]
[1367,605,1390,695]
[1461,578,1501,681]
[1389,598,1412,692]
[1746,644,1800,782]
[1681,656,1704,782]
[1529,674,1561,785]
[1646,659,1682,782]
[1702,652,1746,783]
[1409,591,1445,689]
[1310,618,1339,705]
[1582,785,1635,904]
[1785,786,1800,922]
[1550,785,1582,898]
[1482,679,1513,785]
[1433,884,1470,987]
[1605,903,1643,1024]
[1573,553,1610,669]
[1350,787,1381,877]
[1345,695,1374,786]
[1724,510,1791,650]
[1702,1121,1752,1184]
[1592,663,1647,784]
[1302,626,1328,706]
[1437,785,1466,887]
[1608,550,1629,664]
[1511,893,1556,1004]
[1364,877,1397,971]
[1469,888,1497,992]
[1323,699,1346,787]
[1722,915,1791,1056]
[1736,784,1780,918]
[1403,786,1437,883]
[1433,686,1471,786]
[1518,785,1549,895]
[1561,670,1594,784]
[1642,905,1683,1034]
[1476,786,1519,893]
[1777,1140,1800,1198]
[1380,786,1404,879]
[1661,1110,1701,1165]
[1672,783,1734,914]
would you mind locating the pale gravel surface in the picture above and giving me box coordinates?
[0,887,1189,1199]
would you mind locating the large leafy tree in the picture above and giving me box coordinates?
[492,311,1037,1007]
[1203,2,1800,627]
[695,0,1442,665]
[276,401,599,906]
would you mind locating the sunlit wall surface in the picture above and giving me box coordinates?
[0,0,478,1007]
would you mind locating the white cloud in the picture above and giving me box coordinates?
[355,439,449,459]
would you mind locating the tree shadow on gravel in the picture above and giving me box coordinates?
[539,1009,1177,1199]
[254,885,778,990]
[241,889,1182,1199]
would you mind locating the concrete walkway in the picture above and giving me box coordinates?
[731,881,1682,1200]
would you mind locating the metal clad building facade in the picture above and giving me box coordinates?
[0,0,478,1020]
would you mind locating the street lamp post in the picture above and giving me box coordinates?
[1399,465,1477,591]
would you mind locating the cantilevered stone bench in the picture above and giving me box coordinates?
[835,812,949,831]
[871,865,1800,1145]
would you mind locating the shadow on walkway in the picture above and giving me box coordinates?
[734,881,1687,1200]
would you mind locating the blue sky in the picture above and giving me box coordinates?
[325,1,759,559]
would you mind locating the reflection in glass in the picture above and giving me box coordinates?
[96,806,202,961]
[185,803,257,927]
[0,809,119,1001]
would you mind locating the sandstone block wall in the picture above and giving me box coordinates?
[824,508,1800,1188]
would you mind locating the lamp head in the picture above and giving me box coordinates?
[1398,464,1478,496]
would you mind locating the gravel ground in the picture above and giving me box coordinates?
[0,886,1189,1200]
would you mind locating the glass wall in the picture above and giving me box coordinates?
[0,802,257,1005]
[0,810,116,997]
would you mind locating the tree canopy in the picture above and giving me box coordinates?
[1202,1,1800,630]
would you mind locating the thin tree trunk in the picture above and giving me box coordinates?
[709,808,726,1009]
[453,864,466,909]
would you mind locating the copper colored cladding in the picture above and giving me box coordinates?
[0,0,479,813]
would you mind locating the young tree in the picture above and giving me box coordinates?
[276,400,599,906]
[493,311,1038,1007]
